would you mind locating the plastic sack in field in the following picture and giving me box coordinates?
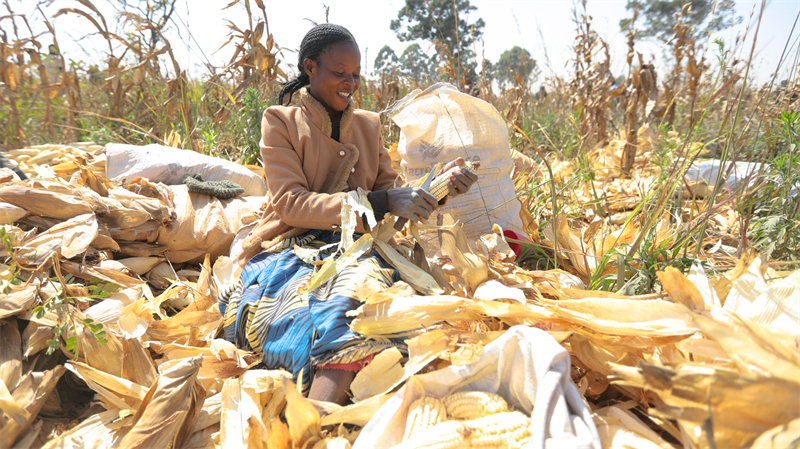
[388,83,523,243]
[105,143,266,196]
[156,185,265,263]
[353,326,601,449]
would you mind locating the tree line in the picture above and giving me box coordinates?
[373,0,740,88]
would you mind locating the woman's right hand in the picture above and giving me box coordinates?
[387,187,439,222]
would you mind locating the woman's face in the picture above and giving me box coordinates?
[305,41,361,113]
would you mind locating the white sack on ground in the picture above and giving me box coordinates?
[156,185,263,263]
[723,257,800,339]
[682,160,800,197]
[353,325,601,449]
[389,83,523,243]
[105,143,266,196]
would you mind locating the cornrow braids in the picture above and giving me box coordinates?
[277,23,357,106]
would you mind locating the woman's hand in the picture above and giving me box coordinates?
[441,157,479,197]
[387,187,439,222]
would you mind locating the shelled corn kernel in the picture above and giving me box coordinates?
[443,391,508,420]
[403,396,448,441]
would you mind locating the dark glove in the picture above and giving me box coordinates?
[387,186,438,222]
[183,174,244,199]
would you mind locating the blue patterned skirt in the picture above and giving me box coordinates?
[218,230,405,392]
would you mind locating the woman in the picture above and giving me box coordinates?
[219,24,477,404]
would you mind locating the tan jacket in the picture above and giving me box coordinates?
[237,88,401,266]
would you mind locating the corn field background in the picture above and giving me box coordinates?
[1,0,800,447]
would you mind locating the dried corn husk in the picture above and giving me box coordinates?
[21,321,51,358]
[0,284,38,320]
[611,362,800,446]
[116,257,164,275]
[0,183,93,220]
[373,239,442,295]
[117,356,205,449]
[0,319,22,392]
[148,261,178,289]
[219,376,265,449]
[39,408,133,449]
[0,365,65,448]
[299,234,374,294]
[60,260,145,288]
[117,241,168,257]
[320,393,392,428]
[111,220,161,242]
[0,201,27,225]
[437,215,488,292]
[108,188,173,223]
[748,418,800,449]
[0,378,30,427]
[351,347,404,402]
[282,376,321,447]
[146,310,222,345]
[121,337,159,386]
[67,361,148,409]
[351,295,480,336]
[541,297,699,337]
[16,213,98,264]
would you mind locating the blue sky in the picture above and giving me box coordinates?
[8,0,799,84]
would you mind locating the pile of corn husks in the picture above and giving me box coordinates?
[0,141,798,449]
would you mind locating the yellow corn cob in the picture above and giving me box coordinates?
[443,391,508,420]
[463,411,531,449]
[403,396,448,441]
[427,160,480,201]
[403,420,468,449]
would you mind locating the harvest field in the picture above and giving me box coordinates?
[1,0,799,448]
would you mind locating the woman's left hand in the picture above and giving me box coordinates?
[441,157,478,197]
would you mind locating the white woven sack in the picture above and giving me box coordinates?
[105,143,266,196]
[388,83,522,243]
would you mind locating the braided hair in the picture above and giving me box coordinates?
[278,24,357,105]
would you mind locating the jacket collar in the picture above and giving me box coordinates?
[299,87,354,142]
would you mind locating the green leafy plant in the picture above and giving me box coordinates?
[31,274,111,356]
[746,111,800,266]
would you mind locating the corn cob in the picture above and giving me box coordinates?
[393,160,480,231]
[443,391,508,420]
[403,396,448,441]
[427,160,480,201]
[402,420,468,449]
[463,411,531,449]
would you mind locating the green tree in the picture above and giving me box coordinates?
[621,0,741,42]
[399,43,438,85]
[480,59,495,83]
[373,45,400,77]
[390,0,485,82]
[494,46,537,88]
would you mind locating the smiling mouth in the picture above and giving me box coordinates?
[337,91,352,99]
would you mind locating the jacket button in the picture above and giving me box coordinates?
[350,167,355,173]
[339,150,346,157]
